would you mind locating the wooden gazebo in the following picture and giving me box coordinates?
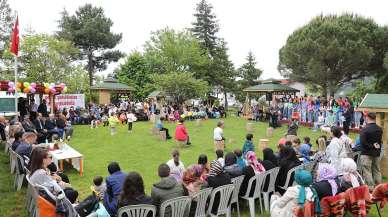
[242,79,300,118]
[90,77,134,105]
[358,94,388,176]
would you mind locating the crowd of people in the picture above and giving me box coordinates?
[247,95,364,132]
[0,96,386,217]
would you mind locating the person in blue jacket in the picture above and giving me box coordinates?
[104,162,127,216]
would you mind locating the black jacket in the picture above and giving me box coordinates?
[275,160,301,194]
[45,119,57,130]
[22,120,36,133]
[33,119,45,132]
[207,173,231,215]
[360,123,383,157]
[239,166,255,197]
[312,179,341,200]
[0,122,6,141]
[38,103,48,117]
[224,164,243,178]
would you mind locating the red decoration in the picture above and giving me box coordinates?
[10,16,19,56]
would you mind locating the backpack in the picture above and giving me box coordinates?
[75,194,99,217]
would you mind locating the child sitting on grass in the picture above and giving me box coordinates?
[242,133,254,158]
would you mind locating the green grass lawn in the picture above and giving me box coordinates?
[0,116,386,217]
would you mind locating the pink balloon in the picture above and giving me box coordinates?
[8,81,15,87]
[30,87,36,93]
[8,87,14,93]
[30,82,36,88]
[50,89,56,94]
[59,83,65,88]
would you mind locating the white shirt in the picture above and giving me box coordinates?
[214,127,223,140]
[217,158,225,167]
[326,137,347,174]
[166,159,185,177]
[126,113,136,122]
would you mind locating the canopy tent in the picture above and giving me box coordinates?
[90,77,134,104]
[242,79,300,118]
[147,91,165,99]
[358,94,388,176]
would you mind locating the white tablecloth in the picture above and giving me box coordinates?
[49,144,83,172]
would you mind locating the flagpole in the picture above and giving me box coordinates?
[14,55,18,114]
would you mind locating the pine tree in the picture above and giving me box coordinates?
[191,0,219,57]
[240,51,262,86]
[0,0,14,54]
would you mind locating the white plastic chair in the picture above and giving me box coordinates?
[207,184,234,217]
[26,174,39,217]
[118,204,156,217]
[192,188,212,217]
[9,149,17,174]
[261,167,279,211]
[14,152,26,190]
[230,175,245,217]
[277,164,303,191]
[160,196,191,217]
[240,173,266,217]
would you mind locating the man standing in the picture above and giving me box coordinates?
[37,99,48,117]
[360,112,383,190]
[213,121,225,151]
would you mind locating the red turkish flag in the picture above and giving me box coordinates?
[10,16,19,56]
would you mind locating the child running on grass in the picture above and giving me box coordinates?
[108,112,120,135]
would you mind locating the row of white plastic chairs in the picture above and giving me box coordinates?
[3,136,312,217]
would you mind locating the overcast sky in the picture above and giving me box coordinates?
[8,0,388,78]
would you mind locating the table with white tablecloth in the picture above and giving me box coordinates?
[49,144,84,176]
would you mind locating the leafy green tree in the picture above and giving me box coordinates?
[57,4,123,86]
[377,52,388,93]
[279,14,388,96]
[0,0,13,51]
[144,28,209,79]
[114,51,153,100]
[234,51,263,103]
[16,34,79,82]
[150,72,210,104]
[191,0,219,57]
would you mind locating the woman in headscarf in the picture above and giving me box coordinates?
[312,163,340,200]
[270,170,321,217]
[338,158,364,192]
[275,146,301,194]
[182,164,209,217]
[239,151,266,196]
[262,148,278,168]
[326,126,347,174]
[207,160,231,215]
[223,152,243,178]
[182,164,208,197]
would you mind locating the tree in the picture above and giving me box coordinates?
[234,51,263,103]
[191,0,219,57]
[143,28,209,78]
[279,14,388,96]
[114,51,153,100]
[211,39,236,108]
[0,0,13,51]
[151,72,210,104]
[377,52,388,93]
[57,4,123,86]
[17,34,79,82]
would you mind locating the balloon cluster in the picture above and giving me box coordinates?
[0,80,67,94]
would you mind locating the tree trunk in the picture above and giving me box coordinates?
[322,83,328,99]
[87,53,94,87]
[224,91,228,110]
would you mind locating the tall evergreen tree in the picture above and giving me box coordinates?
[212,39,236,108]
[191,0,219,57]
[234,51,263,103]
[57,4,123,86]
[0,0,13,50]
[239,51,263,86]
